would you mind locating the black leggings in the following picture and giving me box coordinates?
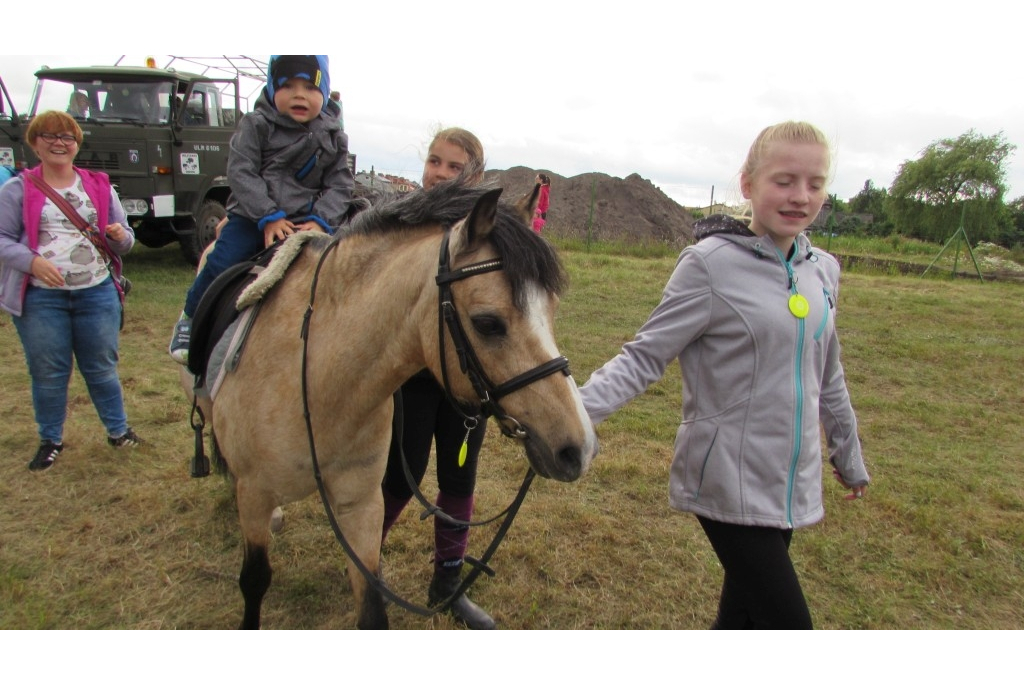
[383,372,486,499]
[697,516,813,629]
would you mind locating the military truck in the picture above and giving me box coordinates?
[0,57,265,264]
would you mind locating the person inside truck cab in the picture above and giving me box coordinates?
[104,88,153,122]
[184,98,206,126]
[172,94,206,126]
[67,92,90,119]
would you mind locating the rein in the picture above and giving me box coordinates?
[298,231,560,617]
[392,389,532,529]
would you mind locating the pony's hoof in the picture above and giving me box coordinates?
[270,507,285,533]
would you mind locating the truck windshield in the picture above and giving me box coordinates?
[36,79,175,124]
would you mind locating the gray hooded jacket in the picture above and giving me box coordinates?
[226,92,352,232]
[580,216,869,529]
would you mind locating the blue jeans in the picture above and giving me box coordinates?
[183,214,263,317]
[12,279,129,443]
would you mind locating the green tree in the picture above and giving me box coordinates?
[848,180,892,236]
[886,130,1015,245]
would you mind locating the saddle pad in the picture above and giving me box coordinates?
[237,231,325,310]
[205,304,260,401]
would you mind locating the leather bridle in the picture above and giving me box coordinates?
[433,231,571,439]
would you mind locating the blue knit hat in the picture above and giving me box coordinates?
[266,55,331,111]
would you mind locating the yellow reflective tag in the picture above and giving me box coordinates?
[458,441,468,467]
[788,293,809,319]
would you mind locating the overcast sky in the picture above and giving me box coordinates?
[2,0,1021,210]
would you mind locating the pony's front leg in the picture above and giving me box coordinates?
[236,481,276,629]
[335,485,389,629]
[239,541,271,629]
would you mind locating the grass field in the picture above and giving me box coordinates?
[1,236,1022,631]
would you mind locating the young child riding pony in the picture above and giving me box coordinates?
[169,55,353,363]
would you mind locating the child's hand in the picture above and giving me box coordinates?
[264,218,295,247]
[293,221,325,234]
[832,468,867,501]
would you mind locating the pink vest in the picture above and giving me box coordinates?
[21,166,112,250]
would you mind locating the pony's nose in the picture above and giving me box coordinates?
[539,442,590,483]
[556,444,585,481]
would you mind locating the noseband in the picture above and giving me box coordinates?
[434,231,570,439]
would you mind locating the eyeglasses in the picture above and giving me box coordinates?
[39,133,78,145]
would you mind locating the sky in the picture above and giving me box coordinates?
[2,0,1021,209]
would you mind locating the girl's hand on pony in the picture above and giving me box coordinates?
[833,468,868,501]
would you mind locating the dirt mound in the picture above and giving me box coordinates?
[485,166,694,245]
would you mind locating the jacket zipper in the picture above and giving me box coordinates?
[778,248,804,528]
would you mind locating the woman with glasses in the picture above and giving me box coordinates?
[0,111,141,472]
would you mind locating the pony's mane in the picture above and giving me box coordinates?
[342,178,566,309]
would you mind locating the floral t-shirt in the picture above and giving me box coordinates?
[32,174,109,290]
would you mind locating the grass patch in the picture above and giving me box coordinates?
[1,240,1021,629]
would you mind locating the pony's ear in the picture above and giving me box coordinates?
[514,183,541,225]
[450,187,502,257]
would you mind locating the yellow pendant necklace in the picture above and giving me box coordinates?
[788,292,809,318]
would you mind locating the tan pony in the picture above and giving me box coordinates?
[184,180,598,629]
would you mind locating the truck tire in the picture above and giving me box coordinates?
[180,200,226,266]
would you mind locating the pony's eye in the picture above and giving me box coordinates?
[471,314,506,338]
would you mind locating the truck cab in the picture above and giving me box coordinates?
[0,59,261,264]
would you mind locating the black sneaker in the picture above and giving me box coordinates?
[168,316,191,364]
[108,427,142,448]
[29,441,63,471]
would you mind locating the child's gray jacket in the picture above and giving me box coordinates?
[227,92,352,232]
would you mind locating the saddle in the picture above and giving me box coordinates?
[187,242,281,383]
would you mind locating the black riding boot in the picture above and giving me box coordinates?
[428,565,496,630]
